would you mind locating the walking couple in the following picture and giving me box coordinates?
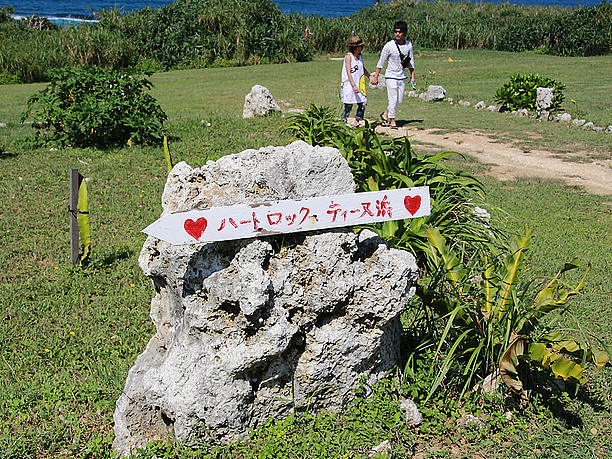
[340,21,415,129]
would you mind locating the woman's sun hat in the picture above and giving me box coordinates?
[347,35,365,48]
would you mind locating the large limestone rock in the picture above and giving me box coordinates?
[242,85,281,118]
[113,141,418,455]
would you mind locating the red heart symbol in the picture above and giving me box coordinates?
[404,195,421,215]
[184,217,207,241]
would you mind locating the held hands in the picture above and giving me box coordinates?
[370,75,378,85]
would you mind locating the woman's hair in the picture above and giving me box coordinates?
[393,21,408,33]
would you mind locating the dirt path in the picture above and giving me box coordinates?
[368,122,612,196]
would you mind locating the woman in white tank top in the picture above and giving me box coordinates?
[340,35,373,128]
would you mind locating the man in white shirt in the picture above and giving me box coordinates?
[372,21,415,128]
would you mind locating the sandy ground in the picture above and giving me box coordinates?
[360,121,612,196]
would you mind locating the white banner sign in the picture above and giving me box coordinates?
[142,187,430,245]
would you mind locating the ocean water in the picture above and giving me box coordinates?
[3,0,603,22]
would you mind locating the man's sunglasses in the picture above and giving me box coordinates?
[393,30,404,33]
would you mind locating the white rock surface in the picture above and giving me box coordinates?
[113,141,419,455]
[555,113,572,122]
[242,85,281,118]
[426,85,446,102]
[475,101,486,110]
[400,398,423,426]
[369,440,392,456]
[536,87,554,111]
[572,119,586,127]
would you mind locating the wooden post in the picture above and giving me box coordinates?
[69,168,81,266]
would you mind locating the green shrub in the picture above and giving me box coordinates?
[61,24,138,69]
[21,66,167,148]
[283,105,611,400]
[0,71,19,84]
[494,73,566,112]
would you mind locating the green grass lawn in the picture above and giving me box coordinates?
[0,49,610,457]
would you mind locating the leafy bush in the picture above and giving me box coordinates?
[495,73,566,112]
[21,66,167,148]
[0,72,19,84]
[97,0,311,70]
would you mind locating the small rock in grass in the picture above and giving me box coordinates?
[487,105,499,112]
[593,126,605,132]
[536,87,555,111]
[400,398,423,426]
[242,84,282,118]
[461,414,484,428]
[446,97,454,104]
[583,121,595,129]
[555,113,572,122]
[572,119,586,127]
[519,109,529,117]
[0,122,6,128]
[426,85,446,102]
[606,125,612,133]
[418,92,427,100]
[458,100,471,107]
[475,101,486,110]
[406,90,418,98]
[368,440,392,457]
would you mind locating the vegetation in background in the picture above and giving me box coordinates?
[21,66,167,148]
[1,0,611,83]
[495,73,566,112]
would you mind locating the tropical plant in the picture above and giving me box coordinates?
[494,73,566,112]
[423,227,610,399]
[21,66,167,148]
[283,105,500,263]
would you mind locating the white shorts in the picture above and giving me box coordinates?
[386,78,406,119]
